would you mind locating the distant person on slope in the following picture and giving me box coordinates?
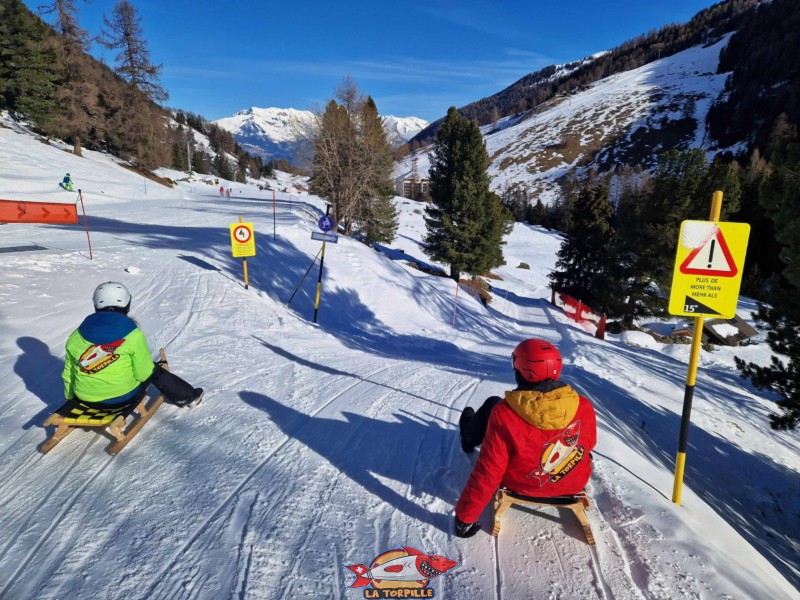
[62,282,204,409]
[219,185,225,196]
[61,173,74,191]
[453,338,597,538]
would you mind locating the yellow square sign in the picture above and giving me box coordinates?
[668,220,750,318]
[230,222,256,258]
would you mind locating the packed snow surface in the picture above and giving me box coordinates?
[0,120,798,599]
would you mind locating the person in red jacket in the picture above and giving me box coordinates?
[453,338,597,538]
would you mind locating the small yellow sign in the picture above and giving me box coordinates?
[230,222,256,258]
[668,220,750,318]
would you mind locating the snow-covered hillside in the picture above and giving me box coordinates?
[215,107,427,162]
[0,121,798,599]
[396,36,734,204]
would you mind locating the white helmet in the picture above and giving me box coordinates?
[92,282,131,313]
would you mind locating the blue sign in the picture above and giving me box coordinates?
[311,231,338,243]
[318,216,335,232]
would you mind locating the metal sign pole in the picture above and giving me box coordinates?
[239,216,249,289]
[672,191,723,505]
[313,205,331,323]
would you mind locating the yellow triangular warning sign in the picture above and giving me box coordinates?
[679,227,737,277]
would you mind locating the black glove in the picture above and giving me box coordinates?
[454,517,481,538]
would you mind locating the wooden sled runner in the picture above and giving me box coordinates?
[492,488,596,545]
[40,349,168,456]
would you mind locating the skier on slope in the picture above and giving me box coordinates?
[61,173,74,191]
[453,338,597,538]
[62,282,204,409]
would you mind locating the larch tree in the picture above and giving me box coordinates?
[39,0,95,155]
[99,0,167,168]
[355,96,397,244]
[309,77,397,243]
[423,106,513,281]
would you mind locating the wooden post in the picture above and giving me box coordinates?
[452,280,460,328]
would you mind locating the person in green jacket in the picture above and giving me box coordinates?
[63,282,203,408]
[61,173,74,191]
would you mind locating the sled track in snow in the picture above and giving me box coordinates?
[0,436,115,598]
[137,361,432,600]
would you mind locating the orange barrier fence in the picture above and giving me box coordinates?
[551,289,607,340]
[0,199,78,224]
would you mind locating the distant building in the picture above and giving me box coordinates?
[396,177,430,200]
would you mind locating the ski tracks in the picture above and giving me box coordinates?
[139,361,435,599]
[0,435,116,599]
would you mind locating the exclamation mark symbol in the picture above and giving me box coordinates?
[707,239,716,268]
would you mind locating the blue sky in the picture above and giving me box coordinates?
[31,0,722,122]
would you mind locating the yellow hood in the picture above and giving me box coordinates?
[504,385,580,431]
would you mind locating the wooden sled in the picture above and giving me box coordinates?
[492,487,596,545]
[40,349,168,456]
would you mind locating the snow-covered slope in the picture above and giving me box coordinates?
[0,121,798,599]
[396,36,733,204]
[214,106,427,162]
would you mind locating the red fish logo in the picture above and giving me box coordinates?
[345,546,458,597]
[528,421,585,485]
[78,340,125,374]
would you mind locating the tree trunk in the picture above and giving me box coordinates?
[450,266,460,281]
[73,133,83,157]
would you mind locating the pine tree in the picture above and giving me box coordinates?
[613,149,710,323]
[526,199,548,227]
[549,182,616,312]
[423,107,513,280]
[736,121,800,429]
[0,0,60,128]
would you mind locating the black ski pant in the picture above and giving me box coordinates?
[91,363,196,408]
[460,396,503,449]
[149,363,196,405]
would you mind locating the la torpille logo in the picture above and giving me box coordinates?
[528,420,585,485]
[78,340,125,374]
[345,546,458,598]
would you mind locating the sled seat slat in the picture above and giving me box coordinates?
[55,398,139,426]
[492,487,596,545]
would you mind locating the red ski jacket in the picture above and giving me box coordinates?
[455,384,597,524]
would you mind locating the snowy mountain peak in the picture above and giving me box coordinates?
[215,107,427,162]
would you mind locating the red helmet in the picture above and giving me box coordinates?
[512,339,562,382]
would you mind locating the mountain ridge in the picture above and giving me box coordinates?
[214,106,427,163]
